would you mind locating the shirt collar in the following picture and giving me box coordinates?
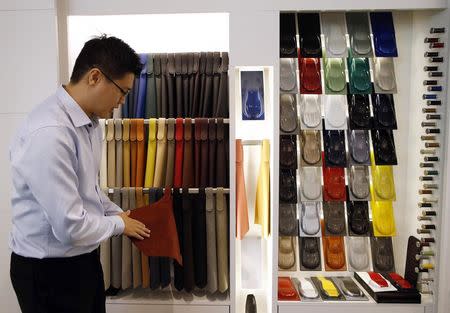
[56,85,94,128]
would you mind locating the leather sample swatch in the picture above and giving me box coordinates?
[300,167,322,201]
[279,203,298,236]
[348,58,372,94]
[347,201,371,236]
[129,189,141,288]
[347,237,371,272]
[347,94,371,130]
[100,120,107,189]
[280,13,298,58]
[347,130,371,165]
[324,58,347,94]
[299,237,321,270]
[332,277,367,300]
[371,129,398,165]
[153,118,167,187]
[321,12,348,58]
[205,189,218,292]
[297,13,322,58]
[173,118,184,187]
[136,188,150,289]
[135,119,146,187]
[373,58,397,93]
[280,169,297,203]
[106,119,115,187]
[280,58,298,93]
[129,190,182,265]
[323,166,346,201]
[110,189,122,291]
[299,202,321,237]
[101,192,112,290]
[208,119,217,187]
[278,236,297,271]
[300,130,321,167]
[322,234,347,271]
[345,12,373,58]
[144,119,157,187]
[348,166,371,201]
[370,237,396,272]
[278,277,301,301]
[372,201,396,237]
[216,188,229,293]
[172,190,184,291]
[181,190,195,291]
[182,119,195,187]
[371,93,397,129]
[370,12,398,57]
[280,93,298,133]
[194,118,209,187]
[292,277,320,300]
[311,276,344,300]
[300,95,322,130]
[192,191,207,288]
[114,120,123,188]
[299,58,322,94]
[129,120,137,187]
[323,129,347,167]
[164,119,176,187]
[323,202,346,236]
[280,135,298,169]
[236,139,249,239]
[121,188,132,289]
[324,95,348,130]
[371,159,396,201]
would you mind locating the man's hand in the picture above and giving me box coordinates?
[118,210,151,240]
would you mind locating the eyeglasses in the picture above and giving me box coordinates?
[96,68,130,97]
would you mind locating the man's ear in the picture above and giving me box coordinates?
[87,68,102,86]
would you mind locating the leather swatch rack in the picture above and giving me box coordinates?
[96,46,231,302]
[115,52,229,119]
[101,187,230,295]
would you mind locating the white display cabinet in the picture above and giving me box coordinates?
[8,1,446,313]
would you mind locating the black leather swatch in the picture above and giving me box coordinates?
[371,129,398,165]
[279,169,297,203]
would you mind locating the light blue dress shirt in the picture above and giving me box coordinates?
[9,85,124,258]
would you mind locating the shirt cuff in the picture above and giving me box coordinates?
[110,215,125,236]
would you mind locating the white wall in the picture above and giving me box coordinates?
[0,1,59,312]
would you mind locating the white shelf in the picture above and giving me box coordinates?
[106,288,230,306]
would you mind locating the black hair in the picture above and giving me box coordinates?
[70,34,142,83]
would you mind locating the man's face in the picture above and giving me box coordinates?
[88,69,134,118]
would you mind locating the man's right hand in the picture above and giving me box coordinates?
[118,210,151,240]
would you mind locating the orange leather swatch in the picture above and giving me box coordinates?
[236,139,249,239]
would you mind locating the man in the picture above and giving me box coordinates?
[9,35,151,313]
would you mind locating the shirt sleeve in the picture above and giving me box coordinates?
[99,190,123,216]
[15,126,124,246]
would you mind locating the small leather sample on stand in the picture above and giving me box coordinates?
[278,277,301,301]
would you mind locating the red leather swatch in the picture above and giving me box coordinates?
[388,273,412,289]
[278,277,301,301]
[323,166,346,201]
[129,190,182,266]
[299,57,322,94]
[173,118,184,187]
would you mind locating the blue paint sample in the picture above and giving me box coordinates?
[370,12,398,57]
